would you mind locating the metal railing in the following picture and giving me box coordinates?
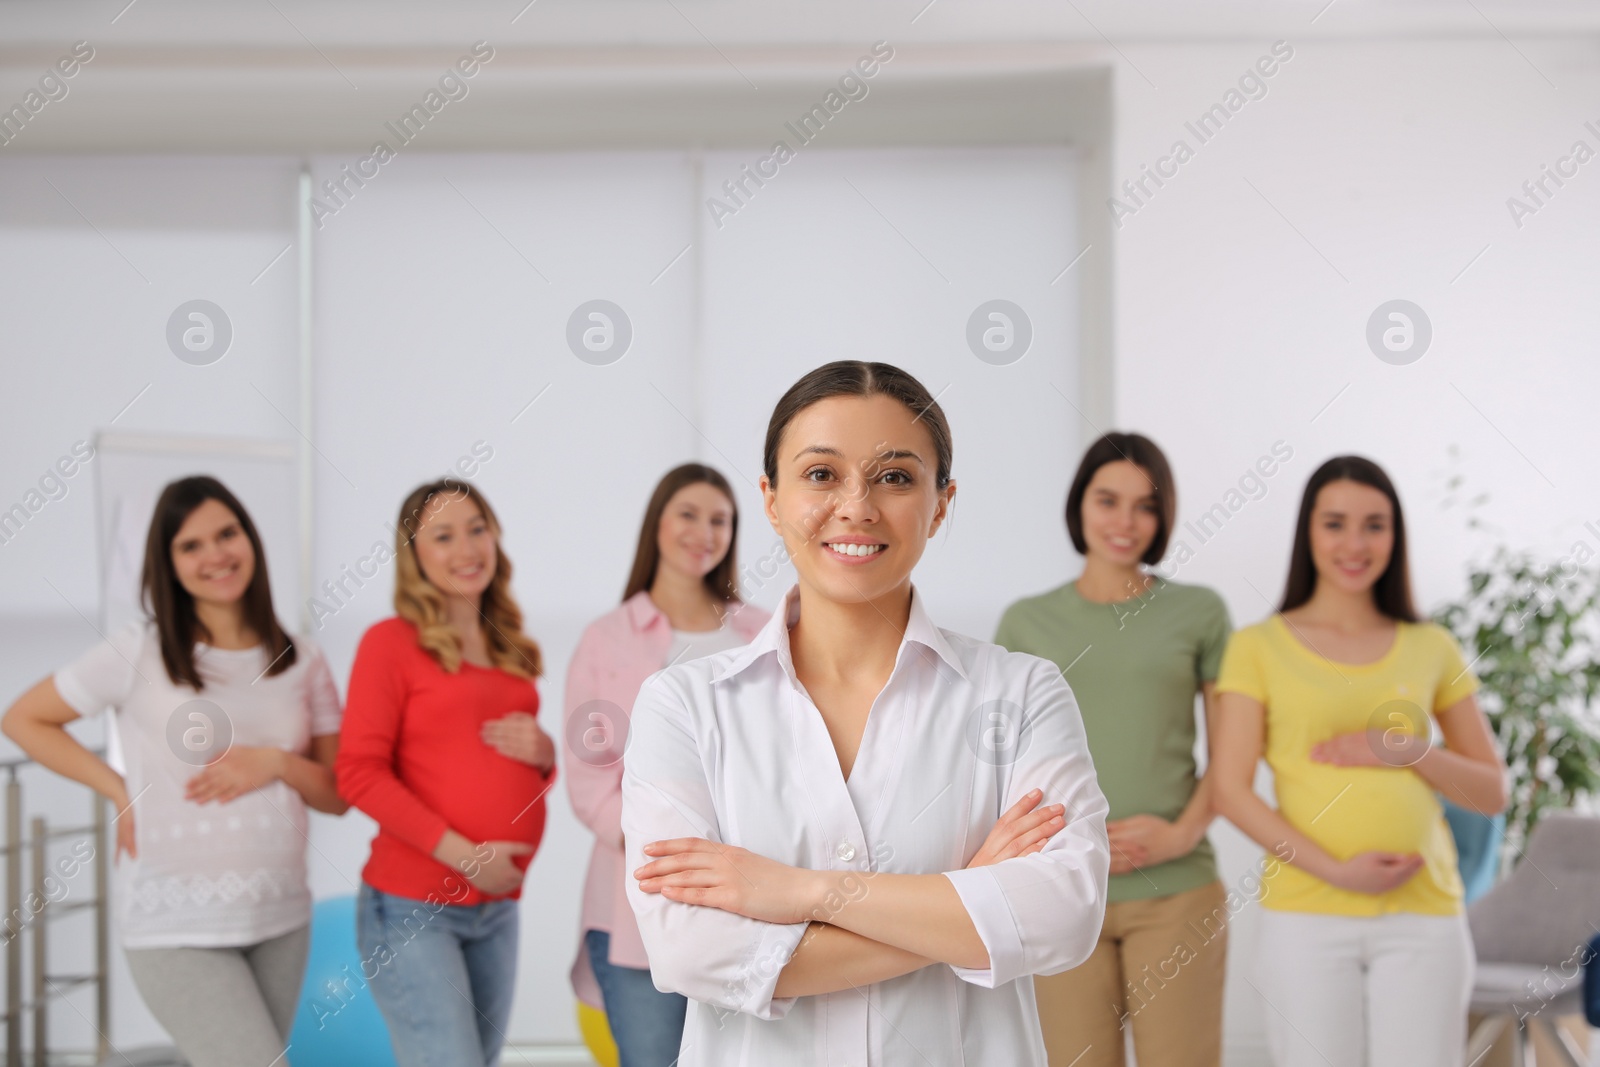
[0,756,111,1067]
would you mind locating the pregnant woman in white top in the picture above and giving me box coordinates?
[623,361,1111,1066]
[1,476,347,1067]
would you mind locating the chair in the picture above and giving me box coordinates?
[1466,812,1600,1067]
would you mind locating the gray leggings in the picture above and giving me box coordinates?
[124,924,309,1067]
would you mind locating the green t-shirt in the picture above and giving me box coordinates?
[994,576,1232,903]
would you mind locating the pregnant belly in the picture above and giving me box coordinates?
[1276,762,1443,859]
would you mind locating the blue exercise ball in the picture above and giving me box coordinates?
[288,895,398,1067]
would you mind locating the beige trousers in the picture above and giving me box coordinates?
[1036,880,1228,1067]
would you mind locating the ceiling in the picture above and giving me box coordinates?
[1,0,1594,153]
[3,0,1600,51]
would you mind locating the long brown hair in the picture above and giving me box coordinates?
[762,361,953,491]
[1278,455,1419,622]
[391,478,543,678]
[622,464,742,603]
[1064,432,1176,566]
[141,476,296,691]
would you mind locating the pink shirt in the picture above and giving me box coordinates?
[566,591,769,1007]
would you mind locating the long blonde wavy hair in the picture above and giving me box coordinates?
[391,478,543,679]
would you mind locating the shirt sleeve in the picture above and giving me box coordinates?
[1431,624,1481,711]
[1196,590,1234,683]
[563,625,625,851]
[621,670,809,1020]
[53,622,146,717]
[335,623,450,856]
[941,655,1111,988]
[300,641,344,738]
[1213,626,1267,703]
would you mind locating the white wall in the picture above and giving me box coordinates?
[0,158,302,613]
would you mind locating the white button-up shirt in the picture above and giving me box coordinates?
[621,583,1110,1066]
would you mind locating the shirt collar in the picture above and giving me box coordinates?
[710,582,968,685]
[624,589,763,638]
[624,590,662,631]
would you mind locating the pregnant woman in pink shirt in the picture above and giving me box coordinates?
[564,464,769,1066]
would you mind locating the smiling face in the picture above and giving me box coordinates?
[1308,478,1394,596]
[1080,460,1161,566]
[170,498,256,607]
[412,492,498,603]
[657,482,735,582]
[761,393,954,604]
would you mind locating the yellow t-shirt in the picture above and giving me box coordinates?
[1215,616,1481,916]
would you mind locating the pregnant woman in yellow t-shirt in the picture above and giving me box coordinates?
[1211,456,1506,1067]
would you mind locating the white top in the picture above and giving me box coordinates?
[621,583,1110,1067]
[54,621,342,949]
[665,620,749,669]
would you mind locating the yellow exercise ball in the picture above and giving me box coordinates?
[577,1001,619,1067]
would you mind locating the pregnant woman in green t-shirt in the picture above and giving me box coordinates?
[995,432,1232,1067]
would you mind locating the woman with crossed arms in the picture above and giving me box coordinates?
[622,360,1110,1066]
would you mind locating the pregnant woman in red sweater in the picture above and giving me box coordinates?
[337,478,557,1067]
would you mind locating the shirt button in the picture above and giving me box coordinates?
[835,842,856,862]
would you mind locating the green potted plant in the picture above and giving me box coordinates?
[1434,545,1600,870]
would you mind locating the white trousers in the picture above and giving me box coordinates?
[1255,908,1474,1067]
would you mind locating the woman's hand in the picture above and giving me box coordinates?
[432,830,534,896]
[463,840,535,896]
[481,712,556,773]
[1311,729,1424,768]
[966,789,1065,868]
[1107,813,1195,873]
[634,790,1069,924]
[634,839,823,925]
[1328,850,1424,893]
[184,746,285,805]
[113,793,137,864]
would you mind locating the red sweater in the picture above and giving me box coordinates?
[336,617,555,904]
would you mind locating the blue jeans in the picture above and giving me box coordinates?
[585,928,687,1067]
[357,883,520,1067]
